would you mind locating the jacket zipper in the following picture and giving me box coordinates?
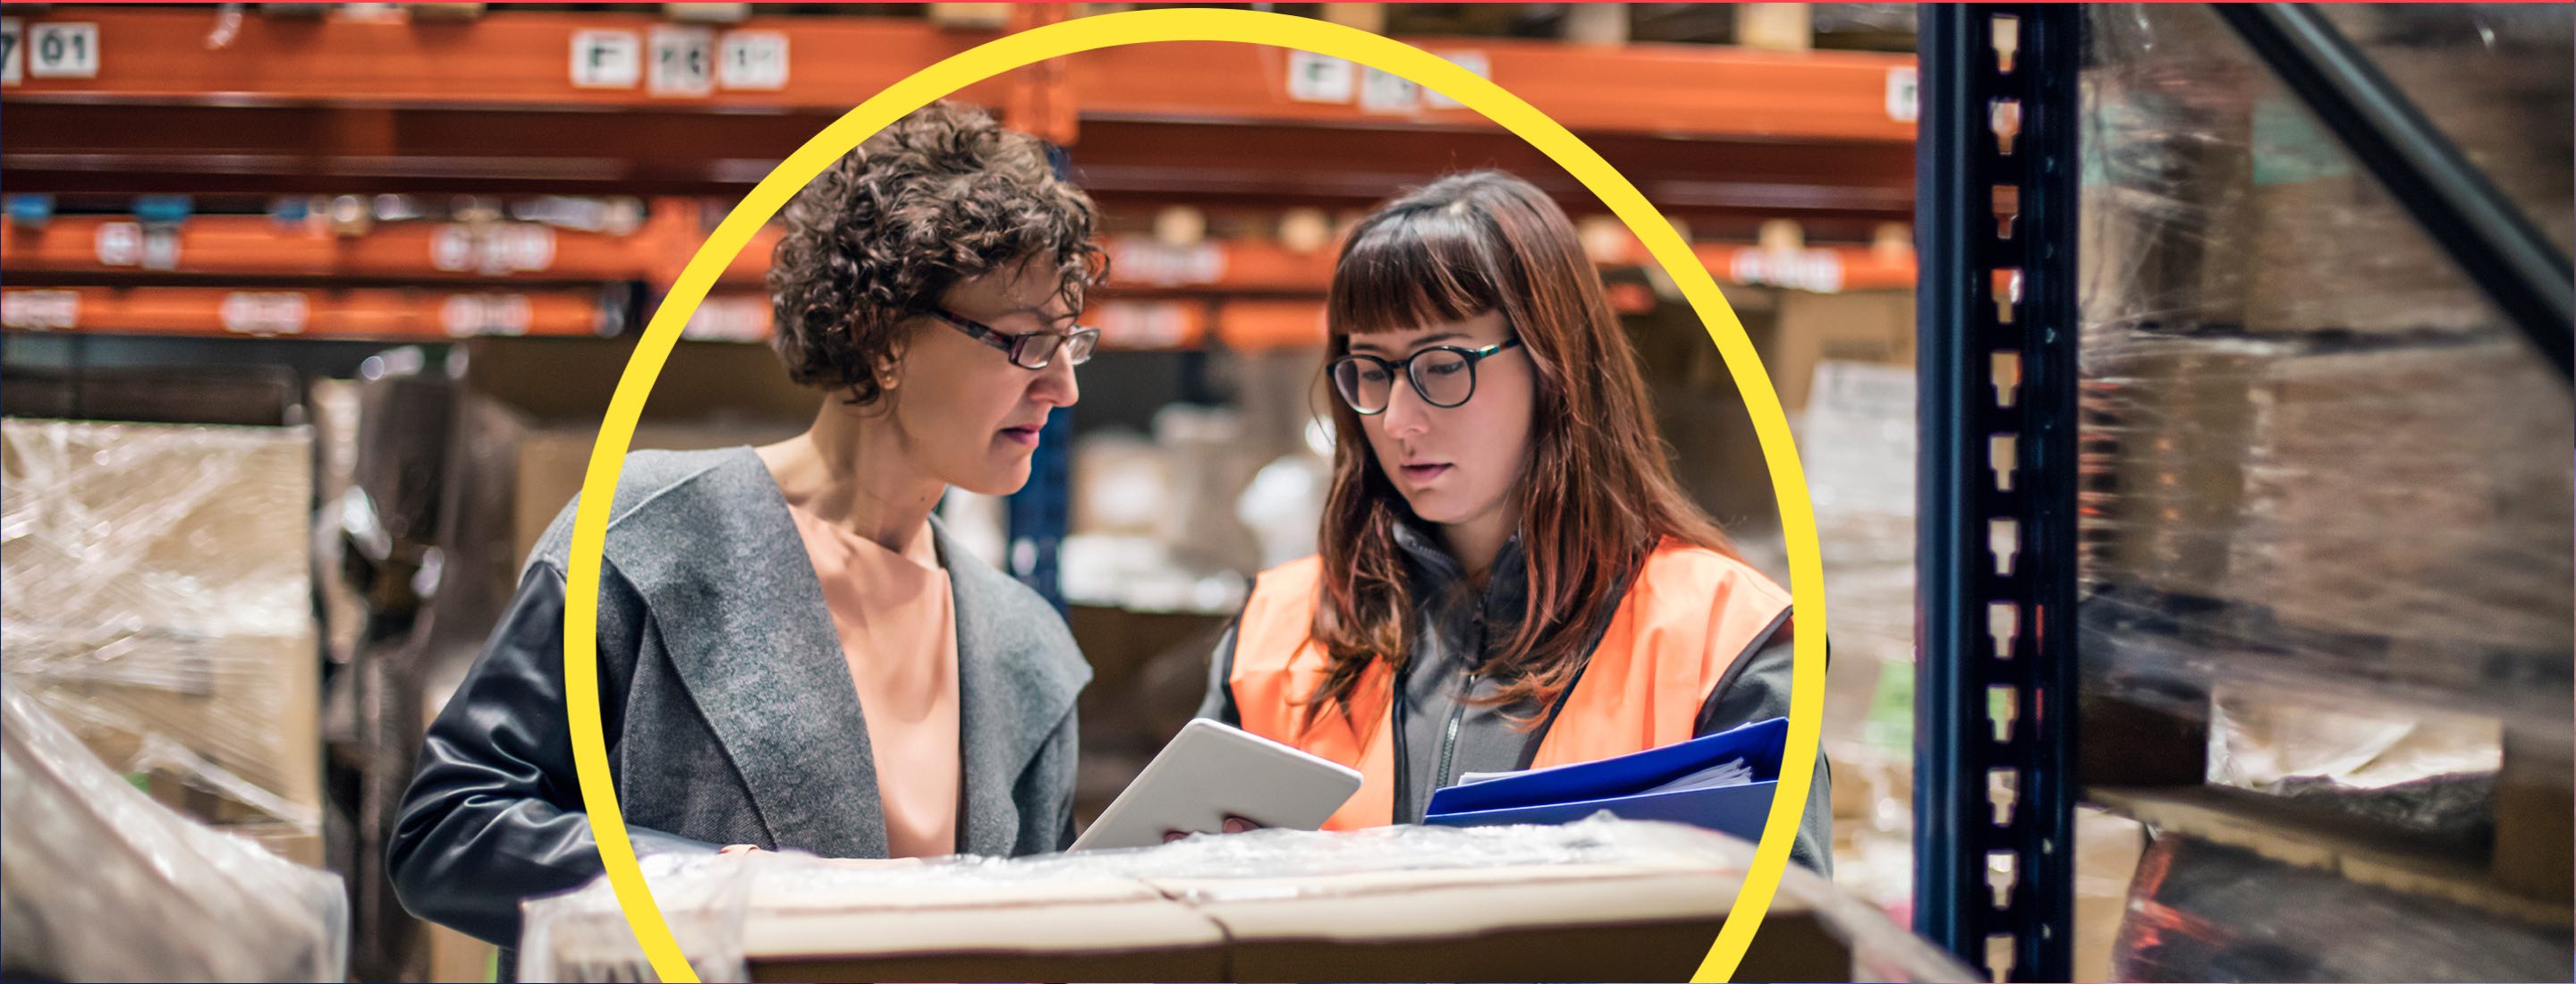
[1434,607,1485,793]
[1436,672,1473,791]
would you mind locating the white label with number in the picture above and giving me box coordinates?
[220,292,309,336]
[1732,248,1847,294]
[1886,66,1919,124]
[1359,66,1419,114]
[28,22,97,79]
[3,20,25,87]
[1286,50,1354,104]
[1423,51,1487,110]
[719,30,787,90]
[682,295,769,342]
[430,225,472,272]
[570,30,640,89]
[3,290,80,331]
[442,293,533,337]
[141,229,181,270]
[94,222,140,267]
[649,27,714,97]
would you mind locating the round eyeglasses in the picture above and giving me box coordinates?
[931,309,1100,369]
[1327,336,1523,415]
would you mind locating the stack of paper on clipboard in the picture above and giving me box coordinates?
[1420,717,1788,843]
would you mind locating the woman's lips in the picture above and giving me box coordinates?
[1399,462,1452,481]
[999,425,1042,447]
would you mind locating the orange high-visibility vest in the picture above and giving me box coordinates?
[1227,539,1792,830]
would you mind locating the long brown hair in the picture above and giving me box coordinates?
[1306,171,1737,725]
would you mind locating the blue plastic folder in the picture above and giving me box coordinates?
[1419,717,1786,842]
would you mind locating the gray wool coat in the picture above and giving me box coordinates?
[389,446,1090,954]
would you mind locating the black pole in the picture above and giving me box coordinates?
[1912,4,1984,964]
[1917,6,2080,981]
[2215,3,2574,382]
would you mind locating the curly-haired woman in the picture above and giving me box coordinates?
[389,102,1106,963]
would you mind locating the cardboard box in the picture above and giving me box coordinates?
[1,419,324,840]
[1767,289,1915,410]
[524,823,1954,983]
[739,864,1851,983]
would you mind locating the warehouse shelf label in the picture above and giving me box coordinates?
[2,19,21,87]
[1,290,78,332]
[1108,237,1227,286]
[1885,66,1919,123]
[1422,51,1488,110]
[141,229,180,271]
[430,224,558,275]
[681,294,769,343]
[1732,247,1849,293]
[93,222,141,267]
[650,27,716,98]
[1286,50,1356,104]
[1093,300,1197,349]
[719,31,790,91]
[26,21,96,80]
[1360,66,1419,115]
[219,292,309,337]
[571,30,642,89]
[441,293,535,337]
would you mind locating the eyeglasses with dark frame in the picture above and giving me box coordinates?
[929,309,1101,369]
[1328,336,1524,414]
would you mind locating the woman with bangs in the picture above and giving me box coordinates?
[1194,170,1830,871]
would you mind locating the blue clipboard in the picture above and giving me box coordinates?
[1420,716,1786,843]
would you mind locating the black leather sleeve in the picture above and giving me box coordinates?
[386,562,718,948]
[1191,614,1245,727]
[1695,623,1835,877]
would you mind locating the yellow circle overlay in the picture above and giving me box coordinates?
[564,8,1829,982]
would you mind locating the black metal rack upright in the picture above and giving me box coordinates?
[1914,4,2576,982]
[1913,6,2082,981]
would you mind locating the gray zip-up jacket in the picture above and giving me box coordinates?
[1197,522,1831,874]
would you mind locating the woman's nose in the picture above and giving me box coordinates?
[1034,353,1080,407]
[1379,376,1430,437]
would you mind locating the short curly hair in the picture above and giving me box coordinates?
[767,100,1108,405]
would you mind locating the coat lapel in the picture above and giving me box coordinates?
[941,521,1088,857]
[604,449,887,860]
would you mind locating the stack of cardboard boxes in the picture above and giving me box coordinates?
[2076,6,2574,977]
[1,418,326,867]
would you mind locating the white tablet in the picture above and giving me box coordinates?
[1070,718,1364,853]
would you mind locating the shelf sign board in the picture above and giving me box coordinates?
[3,291,80,332]
[27,21,97,80]
[1286,50,1355,104]
[1423,51,1488,110]
[571,30,641,89]
[719,30,788,91]
[1885,66,1919,124]
[650,27,716,97]
[443,293,534,337]
[94,222,141,267]
[221,292,310,337]
[1359,66,1419,114]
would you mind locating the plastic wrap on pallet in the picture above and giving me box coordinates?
[1794,361,1920,924]
[1,688,347,982]
[2081,4,2573,337]
[2208,683,2505,844]
[0,419,325,851]
[520,817,1979,983]
[2074,4,2576,735]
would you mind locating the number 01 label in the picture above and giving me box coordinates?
[27,21,97,80]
